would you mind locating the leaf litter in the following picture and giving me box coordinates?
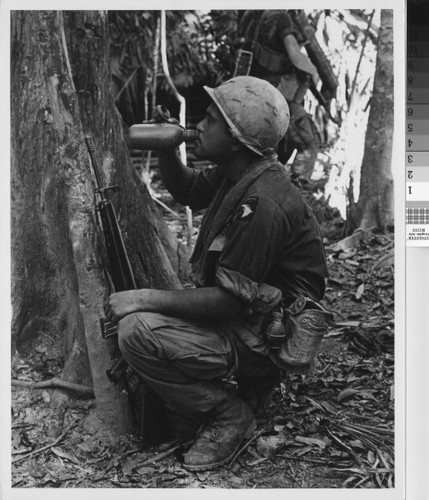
[12,204,394,488]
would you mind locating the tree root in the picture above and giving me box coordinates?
[12,377,95,397]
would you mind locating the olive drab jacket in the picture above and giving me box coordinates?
[185,153,327,355]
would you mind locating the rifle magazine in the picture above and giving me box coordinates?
[100,317,118,338]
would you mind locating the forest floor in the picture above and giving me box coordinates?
[11,178,395,490]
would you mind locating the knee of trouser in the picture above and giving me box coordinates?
[117,313,151,358]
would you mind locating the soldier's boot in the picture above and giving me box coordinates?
[166,409,201,442]
[183,396,256,471]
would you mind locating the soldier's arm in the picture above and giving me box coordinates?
[105,287,247,324]
[283,34,318,79]
[158,148,195,205]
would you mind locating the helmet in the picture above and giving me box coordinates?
[204,76,290,156]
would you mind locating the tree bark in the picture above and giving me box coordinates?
[11,11,181,434]
[11,10,93,388]
[347,10,394,233]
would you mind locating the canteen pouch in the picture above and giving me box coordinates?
[275,295,333,374]
[287,102,318,148]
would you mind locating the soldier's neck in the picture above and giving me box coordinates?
[220,150,262,184]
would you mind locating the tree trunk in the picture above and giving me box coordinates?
[11,10,94,391]
[11,11,181,434]
[347,10,394,234]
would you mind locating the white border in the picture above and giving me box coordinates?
[1,1,409,499]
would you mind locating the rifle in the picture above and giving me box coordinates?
[309,82,340,126]
[85,136,133,383]
[289,11,339,105]
[233,10,262,77]
[85,137,171,443]
[233,49,253,77]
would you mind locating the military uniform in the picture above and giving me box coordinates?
[238,10,320,175]
[242,10,298,88]
[118,153,327,428]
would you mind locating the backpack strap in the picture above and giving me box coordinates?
[249,11,291,73]
[240,10,265,51]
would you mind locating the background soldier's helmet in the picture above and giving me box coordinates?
[204,76,290,156]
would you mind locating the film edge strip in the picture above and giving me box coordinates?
[406,5,429,246]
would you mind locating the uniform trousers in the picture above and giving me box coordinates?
[118,312,278,422]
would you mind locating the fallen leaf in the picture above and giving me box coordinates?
[76,442,92,453]
[325,330,344,338]
[338,388,362,401]
[329,449,344,457]
[293,445,313,456]
[12,429,33,450]
[248,457,268,466]
[319,401,338,414]
[195,471,210,481]
[295,436,327,450]
[337,321,361,328]
[355,284,365,300]
[338,388,376,402]
[29,462,47,479]
[135,466,156,475]
[121,457,136,476]
[349,439,365,450]
[256,435,285,457]
[346,375,361,383]
[51,447,80,465]
[345,259,360,267]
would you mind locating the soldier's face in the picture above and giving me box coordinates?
[194,104,235,162]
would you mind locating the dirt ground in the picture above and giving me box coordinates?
[11,187,395,490]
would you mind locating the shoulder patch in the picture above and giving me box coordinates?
[235,196,259,222]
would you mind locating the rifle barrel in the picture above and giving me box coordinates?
[84,136,137,385]
[85,137,104,193]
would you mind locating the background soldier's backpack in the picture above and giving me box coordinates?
[236,10,338,104]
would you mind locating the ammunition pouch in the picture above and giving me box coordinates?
[277,73,300,102]
[271,295,334,375]
[253,41,292,74]
[287,101,318,148]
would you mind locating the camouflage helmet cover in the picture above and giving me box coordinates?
[204,76,290,156]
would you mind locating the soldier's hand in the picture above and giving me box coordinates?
[103,290,142,323]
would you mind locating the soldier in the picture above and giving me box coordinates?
[237,10,320,180]
[104,76,329,471]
